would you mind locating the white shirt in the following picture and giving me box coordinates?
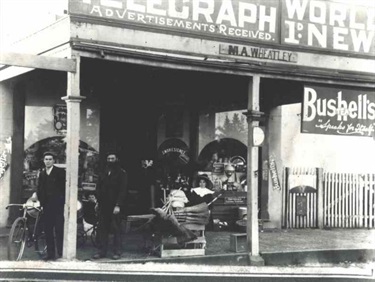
[46,166,53,175]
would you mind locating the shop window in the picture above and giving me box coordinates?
[198,110,248,192]
[198,109,248,156]
[23,105,100,200]
[23,136,99,199]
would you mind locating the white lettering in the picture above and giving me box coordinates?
[90,6,103,16]
[192,0,214,23]
[308,23,327,47]
[348,101,358,119]
[284,21,300,44]
[350,29,374,53]
[367,9,375,31]
[309,0,326,24]
[169,0,189,19]
[127,0,145,13]
[333,27,348,50]
[216,0,237,26]
[329,3,346,27]
[349,7,365,30]
[238,3,257,28]
[147,0,166,16]
[303,87,317,122]
[285,0,309,20]
[105,8,114,17]
[259,6,276,33]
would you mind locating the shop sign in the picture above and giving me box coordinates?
[302,85,375,137]
[281,0,375,56]
[296,195,307,216]
[219,44,298,63]
[269,155,281,190]
[53,104,67,135]
[224,196,246,205]
[158,138,190,166]
[69,0,375,57]
[69,0,280,43]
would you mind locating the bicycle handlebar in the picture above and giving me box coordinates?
[6,203,42,212]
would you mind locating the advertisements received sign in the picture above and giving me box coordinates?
[69,0,280,43]
[302,85,375,137]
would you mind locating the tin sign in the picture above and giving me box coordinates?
[302,85,375,137]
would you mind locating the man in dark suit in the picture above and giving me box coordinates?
[92,152,127,260]
[35,152,66,261]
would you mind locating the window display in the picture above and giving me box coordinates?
[23,136,99,199]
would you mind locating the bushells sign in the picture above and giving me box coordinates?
[302,85,375,137]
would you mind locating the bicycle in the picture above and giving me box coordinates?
[6,200,47,261]
[77,199,99,248]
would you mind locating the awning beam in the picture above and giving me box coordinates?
[0,52,76,72]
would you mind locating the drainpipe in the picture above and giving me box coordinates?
[244,75,265,266]
[62,55,85,260]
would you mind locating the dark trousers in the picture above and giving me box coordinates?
[43,196,64,258]
[97,207,122,255]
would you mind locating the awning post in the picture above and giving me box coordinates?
[244,75,265,266]
[62,55,85,260]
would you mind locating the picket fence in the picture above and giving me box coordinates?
[284,167,320,229]
[323,172,375,228]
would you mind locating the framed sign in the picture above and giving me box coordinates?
[53,104,67,135]
[302,85,375,137]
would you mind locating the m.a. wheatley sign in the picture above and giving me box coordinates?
[302,85,375,137]
[69,0,375,57]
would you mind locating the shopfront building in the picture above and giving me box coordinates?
[1,0,375,259]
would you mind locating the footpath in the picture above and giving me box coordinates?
[1,226,374,266]
[1,227,374,281]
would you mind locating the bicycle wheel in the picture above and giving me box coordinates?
[35,232,47,258]
[8,217,27,261]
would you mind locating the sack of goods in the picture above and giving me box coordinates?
[174,202,210,225]
[168,189,188,208]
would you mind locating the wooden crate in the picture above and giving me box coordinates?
[159,223,206,258]
[229,233,247,252]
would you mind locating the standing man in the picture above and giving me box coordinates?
[93,152,127,260]
[35,152,66,261]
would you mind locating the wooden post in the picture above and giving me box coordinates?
[61,55,85,260]
[244,75,265,266]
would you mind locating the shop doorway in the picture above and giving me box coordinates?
[84,58,256,219]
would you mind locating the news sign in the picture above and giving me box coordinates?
[281,0,375,56]
[302,85,375,137]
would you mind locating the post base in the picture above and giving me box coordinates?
[248,254,265,266]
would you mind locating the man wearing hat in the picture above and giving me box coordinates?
[34,152,66,260]
[92,152,127,260]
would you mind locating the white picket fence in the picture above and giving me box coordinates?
[323,173,375,228]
